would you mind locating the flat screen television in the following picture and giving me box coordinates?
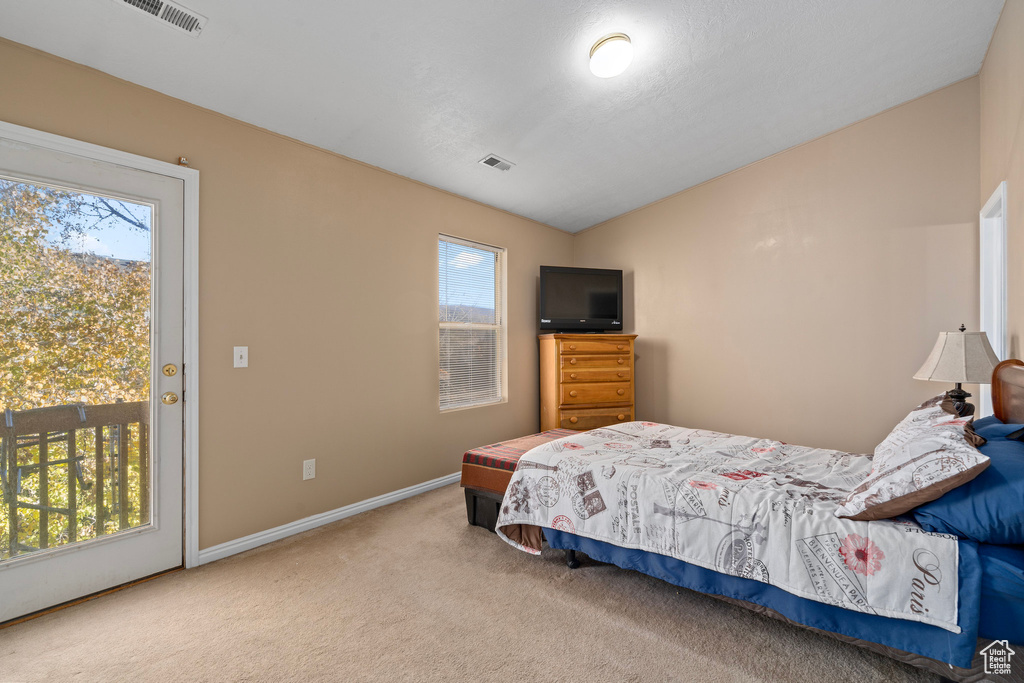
[539,266,623,332]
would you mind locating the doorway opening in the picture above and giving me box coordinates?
[979,181,1007,417]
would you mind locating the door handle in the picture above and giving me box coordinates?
[161,392,179,405]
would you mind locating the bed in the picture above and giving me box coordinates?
[496,360,1024,682]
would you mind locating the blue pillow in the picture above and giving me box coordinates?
[911,416,1024,544]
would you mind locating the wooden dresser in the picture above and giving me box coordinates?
[539,333,637,431]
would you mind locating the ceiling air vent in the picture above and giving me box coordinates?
[117,0,208,36]
[479,154,514,172]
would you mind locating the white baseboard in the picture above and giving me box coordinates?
[197,471,461,565]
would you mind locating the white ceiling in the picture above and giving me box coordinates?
[0,0,1005,232]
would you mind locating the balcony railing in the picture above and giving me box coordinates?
[0,401,150,561]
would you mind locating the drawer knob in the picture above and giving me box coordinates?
[617,359,624,365]
[617,389,625,396]
[570,417,579,424]
[569,344,577,350]
[569,358,577,365]
[570,373,577,379]
[617,414,626,421]
[617,344,624,350]
[569,390,578,398]
[617,372,624,377]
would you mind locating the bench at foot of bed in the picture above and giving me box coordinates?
[463,488,503,530]
[460,428,576,532]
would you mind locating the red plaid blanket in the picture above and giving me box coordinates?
[463,429,576,471]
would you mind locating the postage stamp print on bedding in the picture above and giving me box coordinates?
[496,422,962,633]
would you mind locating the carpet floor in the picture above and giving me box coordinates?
[0,484,937,682]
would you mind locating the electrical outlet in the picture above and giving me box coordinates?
[302,458,316,481]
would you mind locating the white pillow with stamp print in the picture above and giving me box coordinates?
[835,395,990,521]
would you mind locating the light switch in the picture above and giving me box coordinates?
[233,346,248,368]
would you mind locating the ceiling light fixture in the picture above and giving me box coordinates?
[589,33,633,78]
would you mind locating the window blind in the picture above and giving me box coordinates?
[439,235,505,411]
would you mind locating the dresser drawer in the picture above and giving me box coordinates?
[560,406,633,430]
[561,367,631,383]
[560,354,630,369]
[561,382,631,405]
[559,339,631,355]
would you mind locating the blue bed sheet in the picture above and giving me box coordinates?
[913,416,1024,545]
[544,528,982,668]
[978,542,1024,645]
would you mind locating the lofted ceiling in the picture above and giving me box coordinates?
[0,0,1005,232]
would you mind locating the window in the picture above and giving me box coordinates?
[438,235,506,411]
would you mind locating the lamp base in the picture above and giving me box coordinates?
[946,384,974,417]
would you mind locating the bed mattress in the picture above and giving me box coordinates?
[497,422,966,632]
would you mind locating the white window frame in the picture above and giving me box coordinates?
[979,181,1008,418]
[438,234,508,412]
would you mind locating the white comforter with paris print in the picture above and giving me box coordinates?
[496,422,961,633]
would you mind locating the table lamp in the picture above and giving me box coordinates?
[913,324,999,416]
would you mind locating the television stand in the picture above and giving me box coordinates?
[538,333,637,431]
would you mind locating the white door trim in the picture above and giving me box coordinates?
[979,180,1008,418]
[0,119,201,569]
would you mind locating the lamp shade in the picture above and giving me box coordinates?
[913,329,1000,383]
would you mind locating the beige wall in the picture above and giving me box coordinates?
[981,0,1024,358]
[575,78,981,454]
[0,39,574,549]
